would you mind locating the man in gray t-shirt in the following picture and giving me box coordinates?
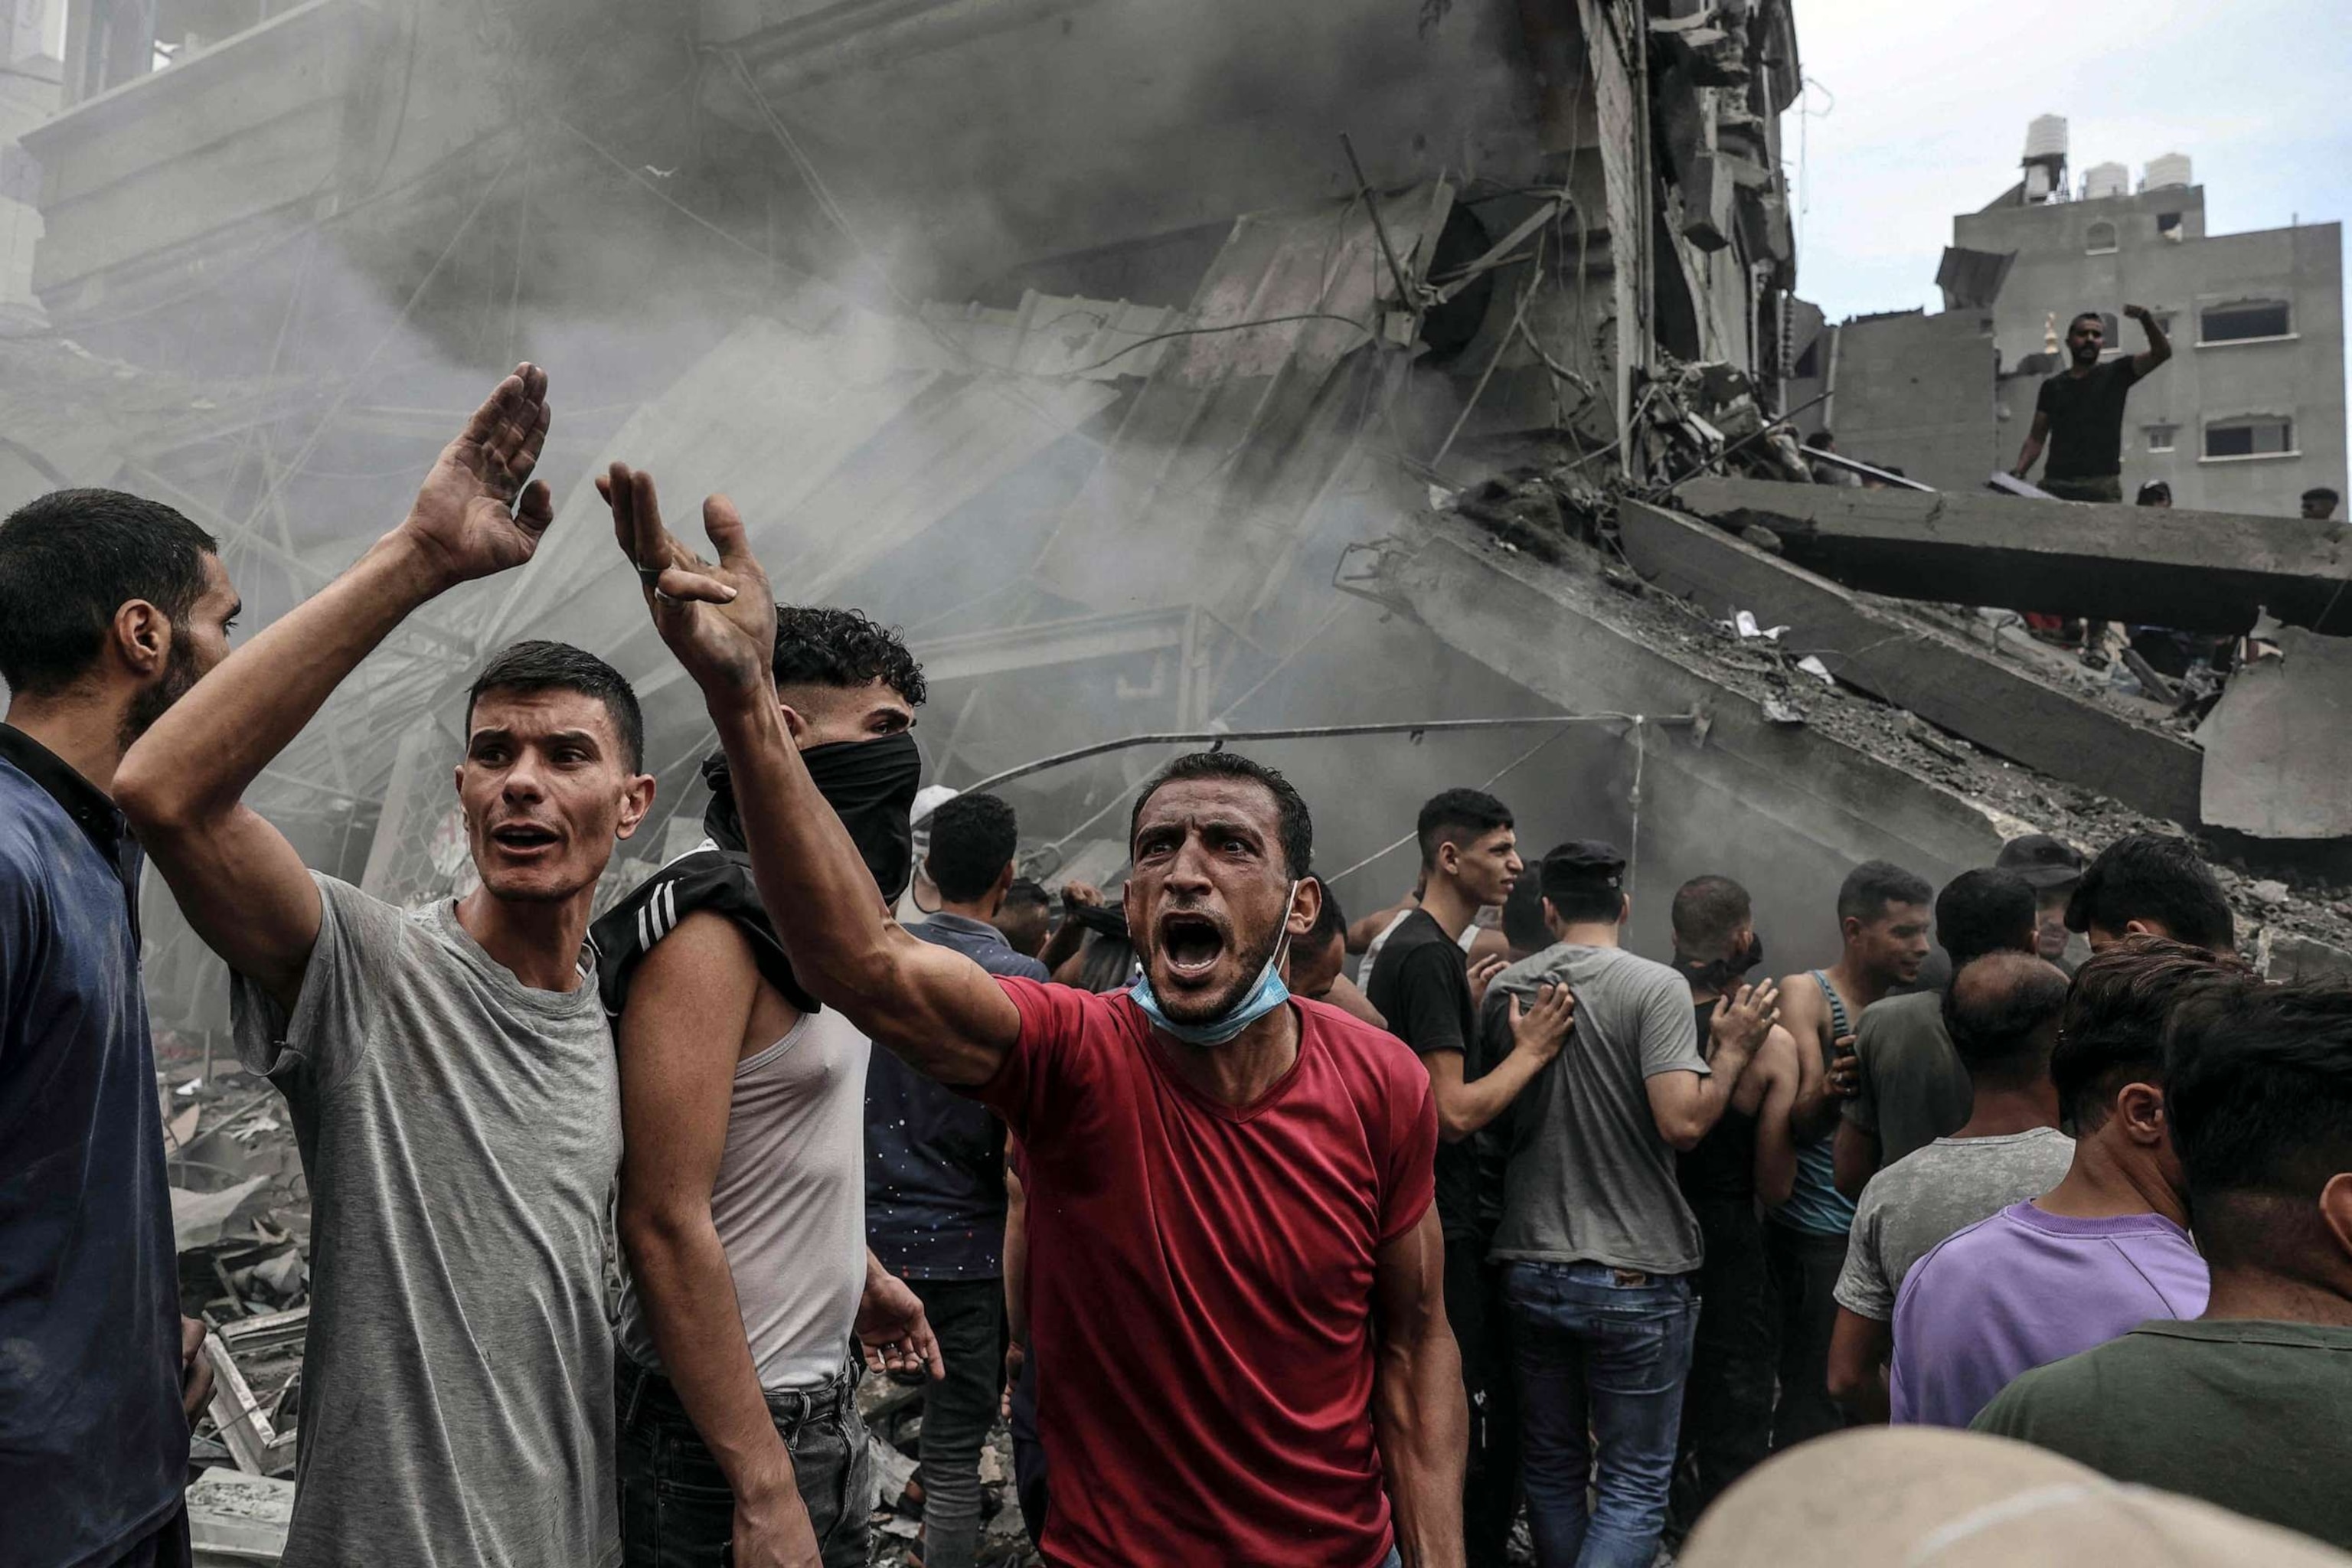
[1482,842,1769,1568]
[1825,951,2073,1425]
[234,876,622,1566]
[115,368,648,1567]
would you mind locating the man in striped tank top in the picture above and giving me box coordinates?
[1766,861,1933,1450]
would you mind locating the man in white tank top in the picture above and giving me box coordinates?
[596,605,945,1568]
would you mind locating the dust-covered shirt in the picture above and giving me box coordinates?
[1833,1128,2073,1321]
[231,874,622,1568]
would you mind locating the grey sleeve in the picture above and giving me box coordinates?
[1832,1184,1896,1320]
[230,872,402,1094]
[1638,969,1708,1079]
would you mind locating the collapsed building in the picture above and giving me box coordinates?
[4,0,2348,1054]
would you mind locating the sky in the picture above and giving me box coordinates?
[1788,0,2352,331]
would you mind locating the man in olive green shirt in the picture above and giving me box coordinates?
[1974,978,2352,1551]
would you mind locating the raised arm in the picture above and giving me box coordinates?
[1646,981,1777,1152]
[117,368,556,1012]
[615,912,824,1566]
[1373,1205,1467,1568]
[2125,302,2172,377]
[603,464,1018,1085]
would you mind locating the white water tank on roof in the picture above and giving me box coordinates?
[2083,162,2129,201]
[2145,152,2193,191]
[2024,115,2069,160]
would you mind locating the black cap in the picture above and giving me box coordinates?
[1995,833,2084,890]
[1540,839,1627,898]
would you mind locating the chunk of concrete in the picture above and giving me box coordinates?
[2197,628,2352,838]
[1357,517,2012,885]
[1619,500,2206,826]
[1676,475,2352,635]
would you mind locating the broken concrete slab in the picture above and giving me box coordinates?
[2197,628,2352,838]
[1676,475,2352,635]
[2256,929,2352,985]
[185,1467,295,1564]
[1619,500,2207,826]
[1355,517,2014,888]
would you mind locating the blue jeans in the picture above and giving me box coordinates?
[1502,1259,1698,1568]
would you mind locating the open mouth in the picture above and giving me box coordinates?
[489,822,560,853]
[1158,913,1227,978]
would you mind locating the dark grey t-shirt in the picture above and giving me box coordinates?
[1842,991,1972,1168]
[1489,943,1710,1275]
[232,874,622,1567]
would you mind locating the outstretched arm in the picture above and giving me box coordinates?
[1374,1206,1466,1568]
[118,368,556,1012]
[2126,303,2172,377]
[603,464,1019,1085]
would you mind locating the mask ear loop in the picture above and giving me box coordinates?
[1270,879,1303,970]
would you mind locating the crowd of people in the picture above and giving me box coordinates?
[5,364,2351,1568]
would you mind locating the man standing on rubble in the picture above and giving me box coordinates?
[2011,306,2172,503]
[594,603,943,1568]
[1,491,239,1568]
[603,460,1466,1568]
[1364,789,1570,1567]
[114,368,640,1566]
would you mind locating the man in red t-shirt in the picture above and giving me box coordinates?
[603,464,1465,1568]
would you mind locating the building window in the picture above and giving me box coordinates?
[2158,212,2184,242]
[2200,300,2293,343]
[2085,220,2119,254]
[2203,415,2295,460]
[2145,423,2177,453]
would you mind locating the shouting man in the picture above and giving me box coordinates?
[2,491,238,1566]
[2011,305,2173,503]
[603,462,1466,1568]
[117,368,642,1565]
[593,604,941,1568]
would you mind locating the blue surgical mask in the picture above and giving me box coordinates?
[1128,881,1300,1047]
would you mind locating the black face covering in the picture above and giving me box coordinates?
[699,730,924,901]
[1674,930,1766,993]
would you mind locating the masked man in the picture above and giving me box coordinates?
[598,463,1469,1568]
[596,605,942,1568]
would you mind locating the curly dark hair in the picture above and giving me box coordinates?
[772,606,927,705]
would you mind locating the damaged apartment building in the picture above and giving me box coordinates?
[4,0,2349,1050]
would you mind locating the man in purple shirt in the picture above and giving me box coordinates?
[1890,936,2233,1426]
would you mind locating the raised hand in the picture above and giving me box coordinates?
[1710,979,1781,1060]
[400,364,555,585]
[1508,980,1575,1065]
[598,462,775,700]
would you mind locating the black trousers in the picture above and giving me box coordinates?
[1766,1223,1851,1452]
[1444,1234,1523,1566]
[906,1277,1005,1568]
[1670,1198,1779,1536]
